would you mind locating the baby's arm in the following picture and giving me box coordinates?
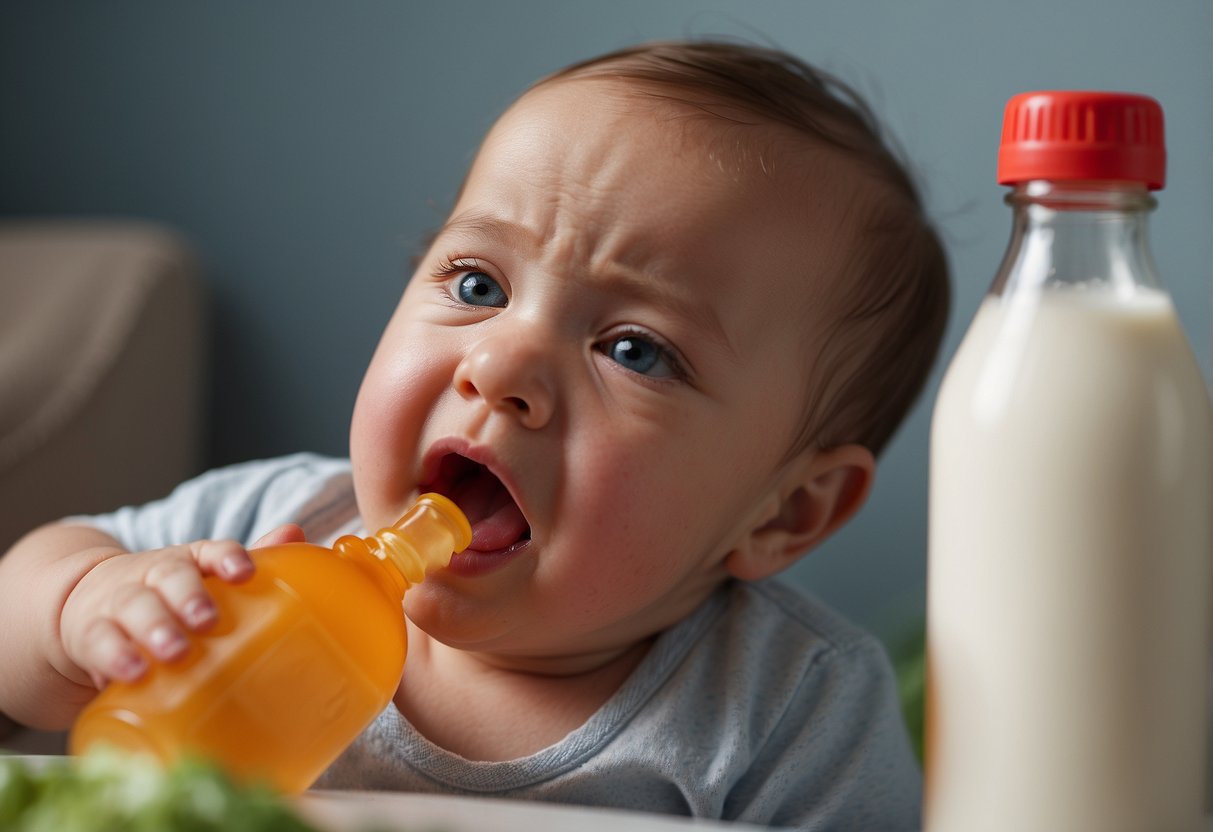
[0,521,301,730]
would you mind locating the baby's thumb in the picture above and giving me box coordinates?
[251,523,307,549]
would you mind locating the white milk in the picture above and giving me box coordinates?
[926,287,1213,832]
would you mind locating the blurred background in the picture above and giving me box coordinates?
[1,0,1209,648]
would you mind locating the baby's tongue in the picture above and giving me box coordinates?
[451,469,528,551]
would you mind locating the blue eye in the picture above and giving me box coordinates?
[606,335,676,378]
[457,272,507,307]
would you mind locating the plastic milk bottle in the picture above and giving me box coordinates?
[70,493,471,793]
[926,91,1213,831]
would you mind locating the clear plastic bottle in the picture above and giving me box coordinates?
[926,92,1213,831]
[70,493,471,794]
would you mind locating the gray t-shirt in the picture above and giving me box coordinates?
[76,453,923,830]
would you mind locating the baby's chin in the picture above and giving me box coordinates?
[401,585,598,665]
[401,579,521,648]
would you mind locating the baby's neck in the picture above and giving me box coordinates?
[393,622,652,762]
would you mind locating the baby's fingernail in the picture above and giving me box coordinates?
[220,553,251,579]
[149,626,188,660]
[113,651,147,681]
[183,597,216,628]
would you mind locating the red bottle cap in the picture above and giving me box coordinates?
[997,91,1166,190]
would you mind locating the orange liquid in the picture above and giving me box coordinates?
[69,542,408,793]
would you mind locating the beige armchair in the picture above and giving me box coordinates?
[0,218,207,752]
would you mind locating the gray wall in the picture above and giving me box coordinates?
[2,1,1210,646]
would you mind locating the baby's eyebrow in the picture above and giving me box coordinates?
[602,266,735,359]
[435,209,735,359]
[436,210,534,247]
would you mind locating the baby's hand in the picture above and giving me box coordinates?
[59,525,305,689]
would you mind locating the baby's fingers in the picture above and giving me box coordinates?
[252,523,306,549]
[189,539,255,582]
[142,553,219,632]
[111,581,195,664]
[75,617,148,687]
[134,540,251,644]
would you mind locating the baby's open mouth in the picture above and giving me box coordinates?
[425,454,530,552]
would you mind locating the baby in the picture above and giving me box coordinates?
[0,40,949,829]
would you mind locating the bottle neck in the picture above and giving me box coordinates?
[332,493,470,601]
[333,534,410,602]
[991,180,1161,298]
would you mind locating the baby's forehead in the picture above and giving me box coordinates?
[519,76,833,172]
[496,83,854,230]
[461,76,874,314]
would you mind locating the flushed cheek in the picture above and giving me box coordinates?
[551,452,726,581]
[351,337,452,527]
[539,517,725,639]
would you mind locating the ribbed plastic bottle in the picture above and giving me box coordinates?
[926,92,1213,831]
[70,493,471,794]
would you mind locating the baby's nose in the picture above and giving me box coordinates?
[452,335,555,429]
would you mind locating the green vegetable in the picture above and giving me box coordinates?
[0,748,320,832]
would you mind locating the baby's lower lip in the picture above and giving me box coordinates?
[443,539,532,577]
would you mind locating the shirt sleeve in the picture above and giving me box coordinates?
[729,638,923,832]
[65,453,351,552]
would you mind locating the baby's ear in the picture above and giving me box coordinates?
[724,444,875,582]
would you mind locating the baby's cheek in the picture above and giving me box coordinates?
[350,368,427,519]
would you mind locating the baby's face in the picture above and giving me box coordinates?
[351,79,840,662]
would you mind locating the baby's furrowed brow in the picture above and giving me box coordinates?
[436,210,538,248]
[602,267,735,360]
[432,209,734,359]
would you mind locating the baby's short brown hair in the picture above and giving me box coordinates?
[540,40,950,457]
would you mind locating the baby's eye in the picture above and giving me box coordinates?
[603,334,678,379]
[456,272,507,308]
